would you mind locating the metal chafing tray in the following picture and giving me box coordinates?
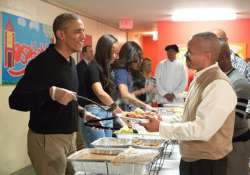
[67,148,160,175]
[91,137,164,149]
[91,137,131,148]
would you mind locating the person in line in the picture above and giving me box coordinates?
[76,45,94,149]
[213,28,250,116]
[141,32,237,175]
[212,28,250,81]
[77,45,94,105]
[9,13,85,175]
[112,41,154,111]
[218,41,250,175]
[137,58,156,104]
[80,34,123,147]
[155,44,187,105]
[130,57,147,101]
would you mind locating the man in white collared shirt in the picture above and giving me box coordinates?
[155,44,187,105]
[142,32,237,175]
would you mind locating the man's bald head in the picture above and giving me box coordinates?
[191,32,221,63]
[212,28,228,42]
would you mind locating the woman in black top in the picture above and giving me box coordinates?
[79,34,122,147]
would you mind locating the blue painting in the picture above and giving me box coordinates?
[1,12,53,84]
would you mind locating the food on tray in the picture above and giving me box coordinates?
[111,147,159,164]
[91,137,130,148]
[125,108,156,119]
[166,107,184,117]
[114,126,133,134]
[132,139,161,147]
[90,148,122,155]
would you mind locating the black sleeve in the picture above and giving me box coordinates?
[87,62,101,86]
[9,59,51,111]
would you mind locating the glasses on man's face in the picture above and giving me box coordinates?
[185,50,210,57]
[185,50,192,58]
[218,37,227,42]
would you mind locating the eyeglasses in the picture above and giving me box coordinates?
[185,50,210,57]
[218,37,227,42]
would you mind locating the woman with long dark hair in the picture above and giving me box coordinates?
[79,34,122,147]
[113,41,154,111]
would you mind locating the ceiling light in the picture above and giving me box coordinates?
[171,8,236,21]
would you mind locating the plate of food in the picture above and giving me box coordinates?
[116,108,157,123]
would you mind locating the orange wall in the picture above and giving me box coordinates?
[142,19,250,74]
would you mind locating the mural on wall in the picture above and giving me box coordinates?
[1,12,53,84]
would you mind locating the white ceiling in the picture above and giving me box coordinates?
[42,0,250,31]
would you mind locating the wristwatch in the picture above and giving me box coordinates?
[79,109,85,118]
[109,102,118,112]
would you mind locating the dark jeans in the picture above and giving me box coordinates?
[179,156,227,175]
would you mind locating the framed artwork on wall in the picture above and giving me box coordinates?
[1,12,53,84]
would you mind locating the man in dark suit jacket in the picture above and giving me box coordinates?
[76,45,94,149]
[77,45,94,107]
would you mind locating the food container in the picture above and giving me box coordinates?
[132,138,163,149]
[92,136,165,150]
[67,148,158,175]
[91,137,131,148]
[90,147,124,155]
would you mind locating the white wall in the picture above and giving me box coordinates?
[0,0,126,174]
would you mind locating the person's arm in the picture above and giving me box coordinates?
[231,52,250,81]
[92,82,122,114]
[9,60,77,111]
[114,69,152,110]
[9,60,51,111]
[87,64,122,113]
[143,80,237,141]
[232,78,250,118]
[92,82,115,106]
[132,84,154,96]
[118,83,149,109]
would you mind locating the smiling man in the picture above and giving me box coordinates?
[142,32,237,175]
[9,13,85,175]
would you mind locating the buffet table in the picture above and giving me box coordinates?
[68,141,172,175]
[68,104,184,175]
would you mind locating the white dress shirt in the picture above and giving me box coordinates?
[159,63,237,141]
[155,59,187,104]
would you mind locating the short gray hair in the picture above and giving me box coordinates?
[53,13,81,39]
[192,32,221,61]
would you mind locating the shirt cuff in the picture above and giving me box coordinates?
[159,121,171,139]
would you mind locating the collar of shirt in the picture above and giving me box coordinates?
[166,59,177,63]
[49,44,74,66]
[194,63,218,80]
[83,58,90,65]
